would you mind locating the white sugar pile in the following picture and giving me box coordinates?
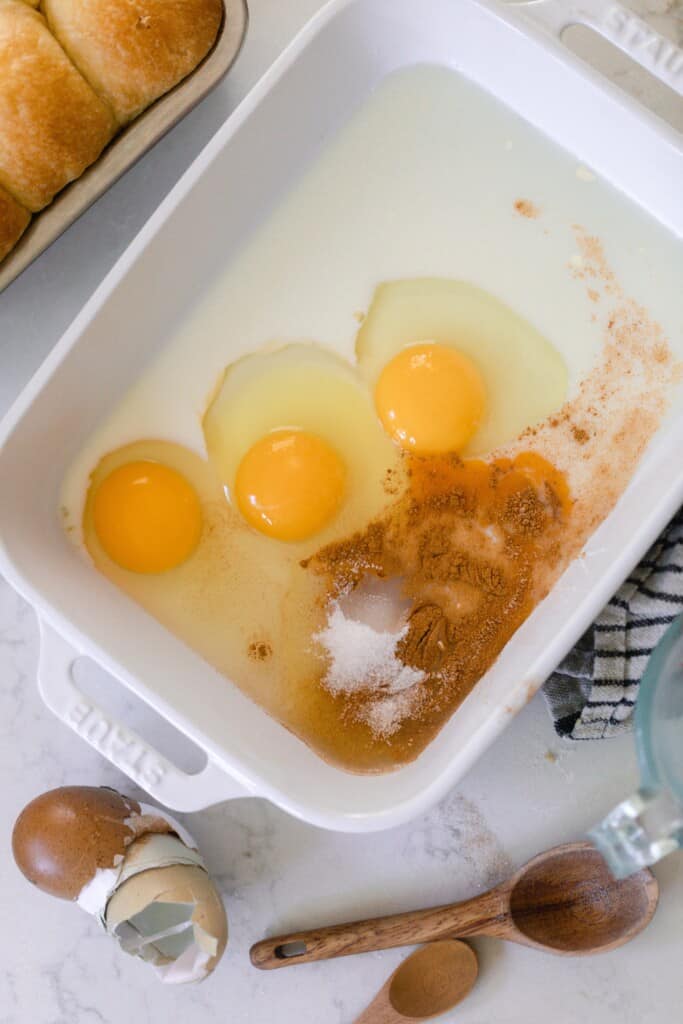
[314,577,426,739]
[317,602,424,695]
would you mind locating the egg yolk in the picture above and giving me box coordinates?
[92,461,202,573]
[375,343,486,454]
[235,429,346,542]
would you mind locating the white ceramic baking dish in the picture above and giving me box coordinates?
[1,0,682,831]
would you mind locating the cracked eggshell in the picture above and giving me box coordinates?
[105,863,228,983]
[133,802,198,851]
[11,786,174,901]
[115,831,207,883]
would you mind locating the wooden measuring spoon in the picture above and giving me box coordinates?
[250,842,658,969]
[354,941,478,1023]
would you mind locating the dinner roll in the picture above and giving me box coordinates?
[0,186,30,262]
[43,0,224,125]
[0,0,116,211]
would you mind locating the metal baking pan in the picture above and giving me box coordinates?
[0,0,248,295]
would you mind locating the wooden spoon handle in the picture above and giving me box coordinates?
[353,990,397,1024]
[250,889,506,970]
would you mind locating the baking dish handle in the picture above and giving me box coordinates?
[37,620,253,813]
[524,0,683,96]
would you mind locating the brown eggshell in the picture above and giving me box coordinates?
[12,786,144,900]
[105,863,228,981]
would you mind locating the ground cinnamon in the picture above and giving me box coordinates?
[514,198,540,219]
[302,224,678,766]
[305,451,572,738]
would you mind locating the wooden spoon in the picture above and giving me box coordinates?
[250,842,658,970]
[354,941,478,1023]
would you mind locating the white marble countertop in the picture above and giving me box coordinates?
[1,2,682,1022]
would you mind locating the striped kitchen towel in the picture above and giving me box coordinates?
[543,508,683,740]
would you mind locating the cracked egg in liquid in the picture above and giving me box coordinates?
[73,278,570,773]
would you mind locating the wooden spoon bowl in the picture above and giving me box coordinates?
[507,843,656,953]
[355,941,478,1023]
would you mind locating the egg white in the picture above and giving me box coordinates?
[202,343,403,550]
[356,278,568,456]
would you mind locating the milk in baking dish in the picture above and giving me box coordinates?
[60,64,683,772]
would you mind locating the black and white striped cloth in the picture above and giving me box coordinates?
[543,509,683,740]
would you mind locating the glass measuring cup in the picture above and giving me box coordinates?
[590,615,683,878]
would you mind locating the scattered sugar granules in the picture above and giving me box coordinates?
[313,579,426,738]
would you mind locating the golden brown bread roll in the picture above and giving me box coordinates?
[43,0,224,125]
[0,185,31,262]
[0,0,116,211]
